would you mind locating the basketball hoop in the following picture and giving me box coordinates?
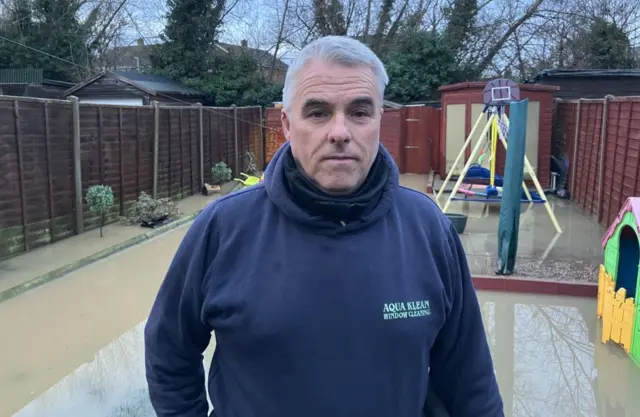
[482,78,520,107]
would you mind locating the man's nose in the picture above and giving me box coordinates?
[328,113,351,143]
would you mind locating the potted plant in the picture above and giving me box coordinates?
[127,192,180,228]
[204,161,232,195]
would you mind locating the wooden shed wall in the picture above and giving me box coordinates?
[438,82,556,188]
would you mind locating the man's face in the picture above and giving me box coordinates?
[281,59,383,195]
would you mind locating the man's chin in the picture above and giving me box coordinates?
[316,178,362,196]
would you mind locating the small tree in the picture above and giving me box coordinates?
[86,185,114,237]
[212,161,232,185]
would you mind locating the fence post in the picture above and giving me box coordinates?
[233,104,239,175]
[70,96,83,234]
[597,95,611,222]
[118,107,125,216]
[570,99,582,198]
[13,100,28,251]
[153,100,159,198]
[259,107,265,170]
[44,102,55,243]
[198,103,204,190]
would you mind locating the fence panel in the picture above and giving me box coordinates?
[557,97,640,227]
[0,96,264,259]
[264,107,286,165]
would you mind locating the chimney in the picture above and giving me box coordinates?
[241,39,248,48]
[137,38,144,47]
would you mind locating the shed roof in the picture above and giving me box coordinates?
[64,70,204,98]
[113,71,203,95]
[533,69,640,81]
[438,81,559,93]
[602,197,640,248]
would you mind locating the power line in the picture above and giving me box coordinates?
[0,33,282,133]
[0,34,90,71]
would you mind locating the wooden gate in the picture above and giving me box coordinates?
[404,106,439,174]
[263,106,442,174]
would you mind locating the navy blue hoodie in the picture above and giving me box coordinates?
[144,142,504,417]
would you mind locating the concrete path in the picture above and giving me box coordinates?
[0,225,191,416]
[0,194,216,300]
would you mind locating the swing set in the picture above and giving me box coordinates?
[435,78,562,233]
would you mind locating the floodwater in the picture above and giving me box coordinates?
[5,283,640,416]
[452,196,606,282]
[400,173,608,282]
[479,291,640,417]
[0,225,191,416]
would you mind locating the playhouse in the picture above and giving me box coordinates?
[597,197,640,366]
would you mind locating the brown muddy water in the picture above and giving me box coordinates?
[1,219,637,416]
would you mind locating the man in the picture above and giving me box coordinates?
[144,35,504,417]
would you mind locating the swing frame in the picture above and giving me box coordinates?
[435,106,562,233]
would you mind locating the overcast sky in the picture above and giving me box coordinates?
[119,0,297,63]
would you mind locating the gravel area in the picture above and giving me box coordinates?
[467,255,600,283]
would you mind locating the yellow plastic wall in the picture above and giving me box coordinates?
[598,264,636,354]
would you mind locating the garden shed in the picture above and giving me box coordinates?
[438,81,558,187]
[531,69,640,100]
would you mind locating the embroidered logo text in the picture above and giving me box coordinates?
[383,300,431,320]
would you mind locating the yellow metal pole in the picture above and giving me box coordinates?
[442,115,494,213]
[436,110,487,204]
[490,116,498,187]
[500,113,562,233]
[495,116,533,201]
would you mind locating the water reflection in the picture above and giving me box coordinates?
[13,292,640,417]
[478,291,640,417]
[13,322,155,417]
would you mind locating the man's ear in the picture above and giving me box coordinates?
[281,108,291,141]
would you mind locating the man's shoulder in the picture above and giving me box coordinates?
[395,186,446,215]
[197,184,269,223]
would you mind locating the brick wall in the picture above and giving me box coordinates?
[557,97,640,226]
[0,97,263,259]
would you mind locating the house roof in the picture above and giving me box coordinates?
[64,70,204,97]
[103,45,153,70]
[216,42,288,70]
[533,69,640,82]
[0,68,43,84]
[102,42,288,72]
[602,197,640,248]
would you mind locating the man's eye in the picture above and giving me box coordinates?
[352,110,370,118]
[309,110,328,119]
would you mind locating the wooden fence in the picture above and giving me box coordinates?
[263,106,439,174]
[557,96,640,227]
[0,95,263,259]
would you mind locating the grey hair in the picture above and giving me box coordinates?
[282,36,389,110]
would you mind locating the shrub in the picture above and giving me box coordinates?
[244,151,259,176]
[212,161,232,185]
[127,192,180,227]
[86,185,114,237]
